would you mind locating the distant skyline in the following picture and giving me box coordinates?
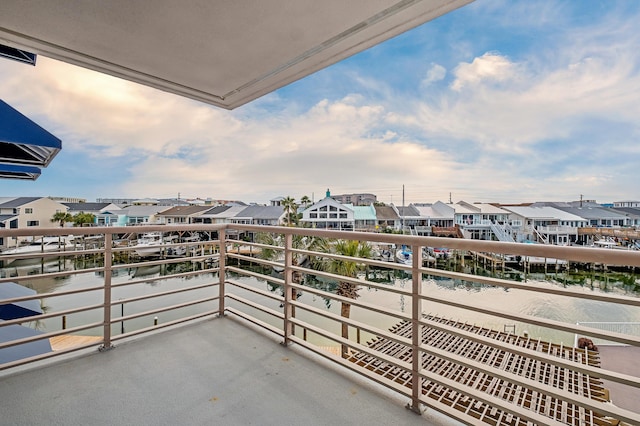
[1,0,640,205]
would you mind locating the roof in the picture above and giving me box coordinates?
[412,203,454,219]
[374,205,399,221]
[395,205,420,217]
[202,206,232,216]
[202,205,247,219]
[345,204,376,221]
[613,207,640,217]
[157,206,211,217]
[0,214,17,222]
[500,205,587,222]
[236,205,284,220]
[120,205,170,216]
[62,202,113,212]
[550,205,629,221]
[0,197,40,208]
[0,1,472,109]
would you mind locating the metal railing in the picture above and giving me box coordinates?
[1,224,640,425]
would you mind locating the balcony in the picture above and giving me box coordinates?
[1,224,640,425]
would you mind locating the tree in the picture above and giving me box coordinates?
[72,212,96,227]
[281,196,299,227]
[51,211,73,227]
[312,239,372,357]
[300,195,311,208]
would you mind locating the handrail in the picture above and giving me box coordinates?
[2,223,640,425]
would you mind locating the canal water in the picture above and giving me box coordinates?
[3,256,640,348]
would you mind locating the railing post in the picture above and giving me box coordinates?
[218,229,226,317]
[282,233,293,346]
[407,243,422,414]
[100,232,114,351]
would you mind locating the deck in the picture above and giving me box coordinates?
[1,317,449,426]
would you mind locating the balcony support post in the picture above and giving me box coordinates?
[407,243,423,414]
[218,229,226,316]
[99,232,114,351]
[282,233,293,346]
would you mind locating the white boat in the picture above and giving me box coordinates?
[1,236,75,256]
[133,233,177,257]
[395,246,412,265]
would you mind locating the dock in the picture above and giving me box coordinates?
[348,315,613,425]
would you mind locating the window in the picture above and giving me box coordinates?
[310,213,317,218]
[25,208,33,214]
[329,213,337,218]
[340,213,347,219]
[329,206,337,212]
[27,221,39,226]
[319,213,327,219]
[319,206,327,212]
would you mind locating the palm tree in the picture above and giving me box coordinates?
[300,195,311,208]
[312,239,372,357]
[281,196,299,227]
[72,212,96,227]
[51,211,73,227]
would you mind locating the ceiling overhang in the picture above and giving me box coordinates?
[0,0,473,109]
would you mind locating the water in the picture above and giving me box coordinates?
[3,257,640,348]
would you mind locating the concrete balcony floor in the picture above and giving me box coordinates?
[1,317,451,425]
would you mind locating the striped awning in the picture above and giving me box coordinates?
[0,163,41,180]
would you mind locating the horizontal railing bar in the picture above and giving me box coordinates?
[226,252,281,269]
[288,282,409,322]
[290,265,411,297]
[112,311,219,342]
[420,266,640,307]
[0,321,104,350]
[115,282,217,305]
[421,293,640,346]
[226,266,285,286]
[111,268,219,289]
[287,334,413,398]
[290,247,413,273]
[113,296,219,324]
[421,317,640,389]
[225,307,283,337]
[289,317,412,373]
[289,299,412,348]
[226,293,284,320]
[230,224,640,267]
[0,266,105,284]
[0,286,104,306]
[0,302,105,327]
[0,340,102,371]
[225,278,283,303]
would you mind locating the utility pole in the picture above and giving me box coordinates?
[580,194,583,207]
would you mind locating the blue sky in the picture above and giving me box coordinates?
[1,0,639,205]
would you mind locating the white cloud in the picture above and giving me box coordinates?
[451,52,520,91]
[421,63,446,88]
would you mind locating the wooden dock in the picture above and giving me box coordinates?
[348,315,612,426]
[50,335,102,351]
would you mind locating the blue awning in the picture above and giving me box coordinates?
[0,100,61,167]
[0,164,41,180]
[0,324,52,364]
[0,282,44,320]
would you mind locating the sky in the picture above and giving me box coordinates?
[1,0,639,206]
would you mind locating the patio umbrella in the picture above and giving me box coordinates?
[0,282,43,320]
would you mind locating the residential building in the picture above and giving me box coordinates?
[330,192,377,206]
[0,197,69,248]
[301,197,354,230]
[156,206,211,224]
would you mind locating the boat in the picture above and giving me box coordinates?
[1,237,75,264]
[429,247,450,260]
[133,233,177,257]
[395,246,412,265]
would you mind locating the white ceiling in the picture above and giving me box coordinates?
[0,0,472,109]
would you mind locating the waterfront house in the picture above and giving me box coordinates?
[538,201,629,228]
[346,204,377,232]
[301,197,354,231]
[499,205,587,245]
[62,202,122,226]
[0,197,69,249]
[231,205,286,226]
[115,205,171,226]
[197,205,248,225]
[412,202,455,229]
[446,201,512,241]
[373,204,401,232]
[612,207,640,228]
[156,205,211,225]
